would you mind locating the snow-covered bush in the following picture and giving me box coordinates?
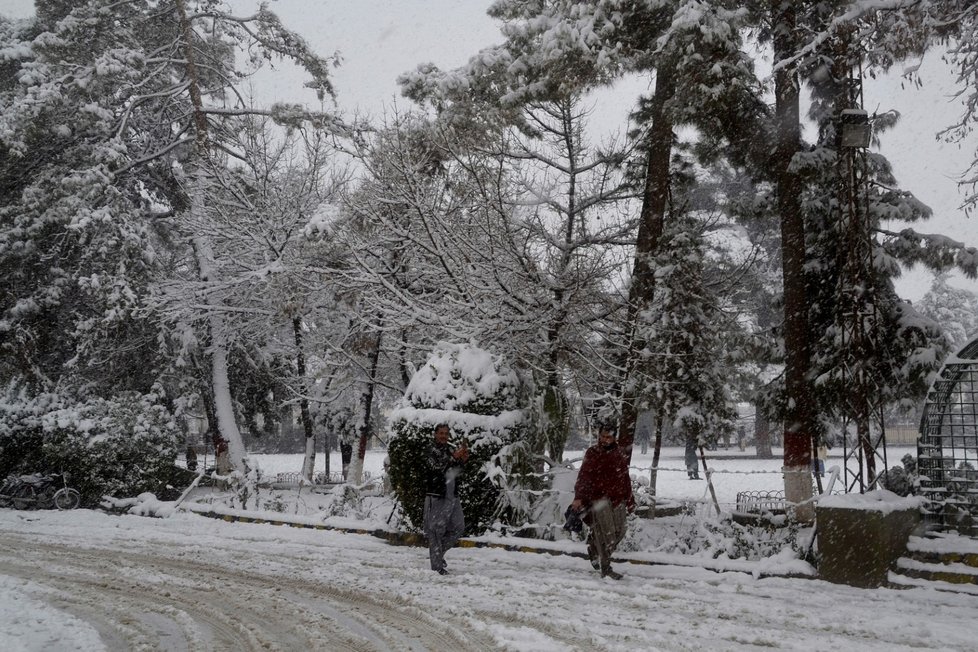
[0,389,180,505]
[386,342,529,534]
[316,484,373,520]
[879,453,919,497]
[623,512,802,561]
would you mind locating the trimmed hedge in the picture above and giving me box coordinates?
[386,342,528,535]
[387,420,503,535]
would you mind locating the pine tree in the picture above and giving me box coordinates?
[636,205,738,490]
[0,6,165,395]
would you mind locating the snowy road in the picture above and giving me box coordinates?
[1,508,976,651]
[0,518,496,651]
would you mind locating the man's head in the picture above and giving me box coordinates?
[598,424,616,449]
[434,423,450,444]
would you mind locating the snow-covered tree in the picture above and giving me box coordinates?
[479,99,635,464]
[401,0,767,464]
[0,0,343,471]
[153,117,347,478]
[336,114,481,481]
[341,107,624,436]
[743,0,825,517]
[0,7,166,396]
[917,273,978,351]
[392,85,637,461]
[635,206,738,491]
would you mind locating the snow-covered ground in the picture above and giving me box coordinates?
[5,444,976,651]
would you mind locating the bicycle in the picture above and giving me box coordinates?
[0,472,80,510]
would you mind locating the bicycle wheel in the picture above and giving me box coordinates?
[53,488,81,510]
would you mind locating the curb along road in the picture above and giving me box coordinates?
[185,505,813,580]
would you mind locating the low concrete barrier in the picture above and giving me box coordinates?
[816,492,923,588]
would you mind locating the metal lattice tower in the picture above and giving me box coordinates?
[832,56,889,494]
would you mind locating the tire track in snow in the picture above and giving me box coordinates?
[0,532,496,651]
[469,607,597,651]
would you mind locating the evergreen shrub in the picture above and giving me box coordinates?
[0,389,180,505]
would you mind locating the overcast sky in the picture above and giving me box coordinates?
[2,0,975,302]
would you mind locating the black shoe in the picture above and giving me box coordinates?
[601,568,623,580]
[436,568,449,575]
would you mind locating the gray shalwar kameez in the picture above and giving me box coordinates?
[423,443,465,572]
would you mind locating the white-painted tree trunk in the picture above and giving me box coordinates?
[784,464,815,523]
[174,0,246,472]
[208,324,247,471]
[193,234,247,472]
[346,329,382,485]
[294,317,316,481]
[345,407,366,485]
[346,446,365,485]
[302,436,317,480]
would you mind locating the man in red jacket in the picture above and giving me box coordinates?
[571,423,634,580]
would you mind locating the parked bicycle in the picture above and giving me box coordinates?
[0,472,81,510]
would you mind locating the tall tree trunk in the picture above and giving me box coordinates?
[398,329,412,389]
[649,406,665,495]
[318,374,337,479]
[177,0,246,472]
[294,317,316,481]
[542,98,577,465]
[200,386,219,466]
[340,440,352,478]
[772,0,815,521]
[192,235,246,472]
[347,329,382,484]
[619,63,677,462]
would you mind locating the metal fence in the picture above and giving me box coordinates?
[268,471,371,487]
[735,489,787,515]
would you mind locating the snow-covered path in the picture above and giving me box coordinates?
[0,529,489,651]
[1,509,975,651]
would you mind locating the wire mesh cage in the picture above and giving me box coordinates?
[918,337,978,534]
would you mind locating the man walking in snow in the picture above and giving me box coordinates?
[571,423,634,580]
[423,423,468,574]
